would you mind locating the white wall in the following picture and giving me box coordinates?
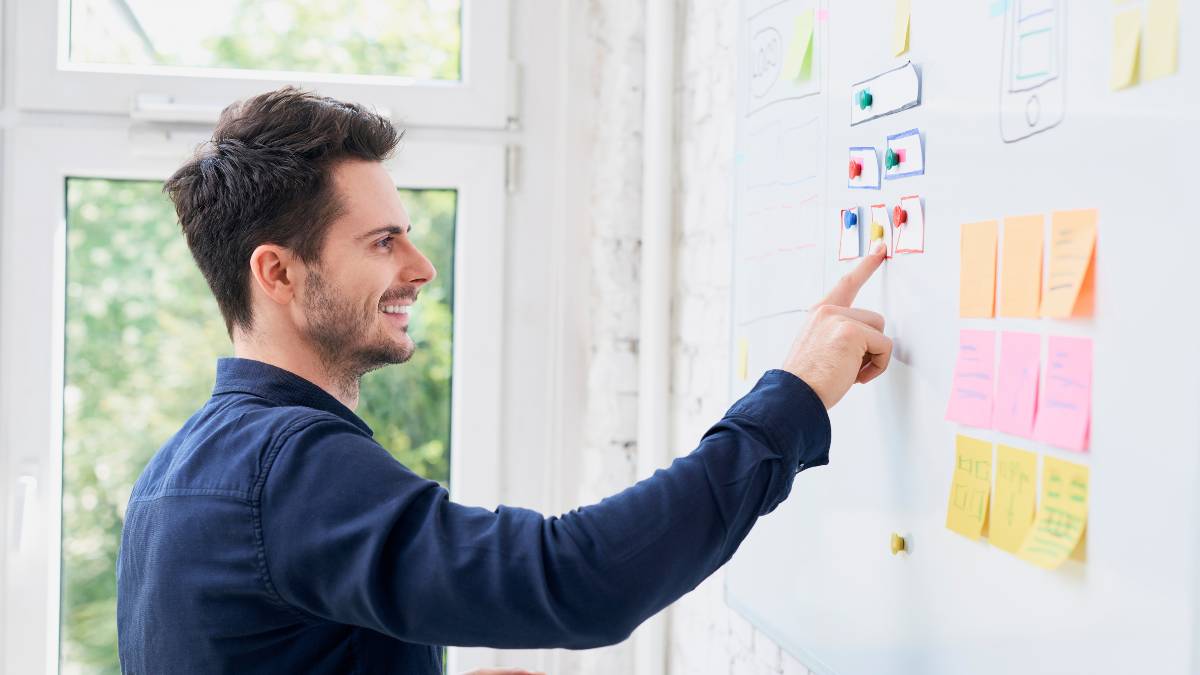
[553,0,820,673]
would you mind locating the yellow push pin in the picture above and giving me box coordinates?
[890,532,907,556]
[871,223,886,241]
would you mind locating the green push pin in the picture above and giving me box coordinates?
[885,148,900,170]
[857,89,873,110]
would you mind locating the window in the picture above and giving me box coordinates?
[3,127,504,675]
[68,0,463,81]
[59,180,457,672]
[16,0,510,128]
[3,2,514,672]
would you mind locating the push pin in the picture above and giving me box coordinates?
[857,89,873,110]
[870,223,886,241]
[891,533,907,556]
[849,159,863,179]
[885,148,901,170]
[893,205,907,226]
[843,210,858,229]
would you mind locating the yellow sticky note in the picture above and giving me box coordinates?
[893,0,911,56]
[782,10,815,82]
[945,435,992,541]
[960,220,998,318]
[1017,456,1089,569]
[737,338,749,381]
[1111,8,1142,90]
[1144,0,1179,81]
[990,445,1038,553]
[1040,209,1097,319]
[999,215,1043,318]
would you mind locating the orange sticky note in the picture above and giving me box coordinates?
[1041,209,1097,318]
[999,215,1043,318]
[960,220,998,318]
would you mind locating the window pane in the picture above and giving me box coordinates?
[60,178,456,673]
[68,0,462,81]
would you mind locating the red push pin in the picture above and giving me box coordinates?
[849,159,863,179]
[893,205,908,226]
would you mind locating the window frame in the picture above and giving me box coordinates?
[14,0,512,129]
[0,125,506,674]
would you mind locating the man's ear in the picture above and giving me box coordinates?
[248,244,298,306]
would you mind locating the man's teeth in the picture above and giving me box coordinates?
[381,305,410,315]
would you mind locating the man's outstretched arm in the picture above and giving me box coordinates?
[259,247,890,649]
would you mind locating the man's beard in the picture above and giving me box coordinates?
[300,266,415,389]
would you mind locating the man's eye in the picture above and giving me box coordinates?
[376,236,394,250]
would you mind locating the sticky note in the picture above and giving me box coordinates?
[893,195,924,254]
[1111,8,1141,90]
[737,338,749,381]
[839,208,862,260]
[960,220,998,317]
[946,435,992,541]
[994,332,1040,438]
[990,445,1037,553]
[946,330,995,429]
[870,204,893,258]
[999,215,1043,318]
[894,0,912,56]
[1017,456,1089,569]
[1144,0,1179,81]
[1041,209,1097,318]
[783,10,816,82]
[1033,336,1092,452]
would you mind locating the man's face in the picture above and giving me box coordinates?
[297,159,437,377]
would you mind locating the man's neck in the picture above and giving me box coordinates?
[233,334,360,410]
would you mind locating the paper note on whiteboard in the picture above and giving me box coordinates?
[1017,456,1089,569]
[1144,0,1180,81]
[1041,209,1097,318]
[870,204,893,258]
[849,62,921,126]
[893,195,924,254]
[946,435,992,540]
[839,207,862,260]
[960,220,998,317]
[990,445,1037,554]
[999,215,1043,318]
[1111,8,1142,90]
[782,10,816,82]
[848,147,881,190]
[994,331,1040,438]
[1033,336,1092,452]
[946,330,995,429]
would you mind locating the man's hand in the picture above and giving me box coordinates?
[782,243,892,409]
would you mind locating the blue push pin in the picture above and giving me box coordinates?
[843,210,858,229]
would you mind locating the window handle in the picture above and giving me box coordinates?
[9,472,37,555]
[131,94,227,124]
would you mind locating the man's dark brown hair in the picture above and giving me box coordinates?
[165,86,401,337]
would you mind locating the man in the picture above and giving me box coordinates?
[116,87,891,674]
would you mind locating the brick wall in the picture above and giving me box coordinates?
[563,0,816,672]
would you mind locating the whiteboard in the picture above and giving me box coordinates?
[725,1,1200,674]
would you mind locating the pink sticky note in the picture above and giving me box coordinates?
[1033,336,1092,452]
[946,330,995,429]
[994,332,1040,438]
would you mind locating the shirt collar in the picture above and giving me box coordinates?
[211,357,374,436]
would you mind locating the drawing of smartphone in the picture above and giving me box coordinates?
[999,0,1066,142]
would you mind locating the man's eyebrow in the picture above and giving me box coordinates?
[356,224,412,241]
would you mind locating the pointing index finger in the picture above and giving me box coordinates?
[818,243,885,308]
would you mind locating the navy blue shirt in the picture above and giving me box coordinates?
[117,357,830,674]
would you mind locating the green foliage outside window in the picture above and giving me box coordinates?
[61,178,456,673]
